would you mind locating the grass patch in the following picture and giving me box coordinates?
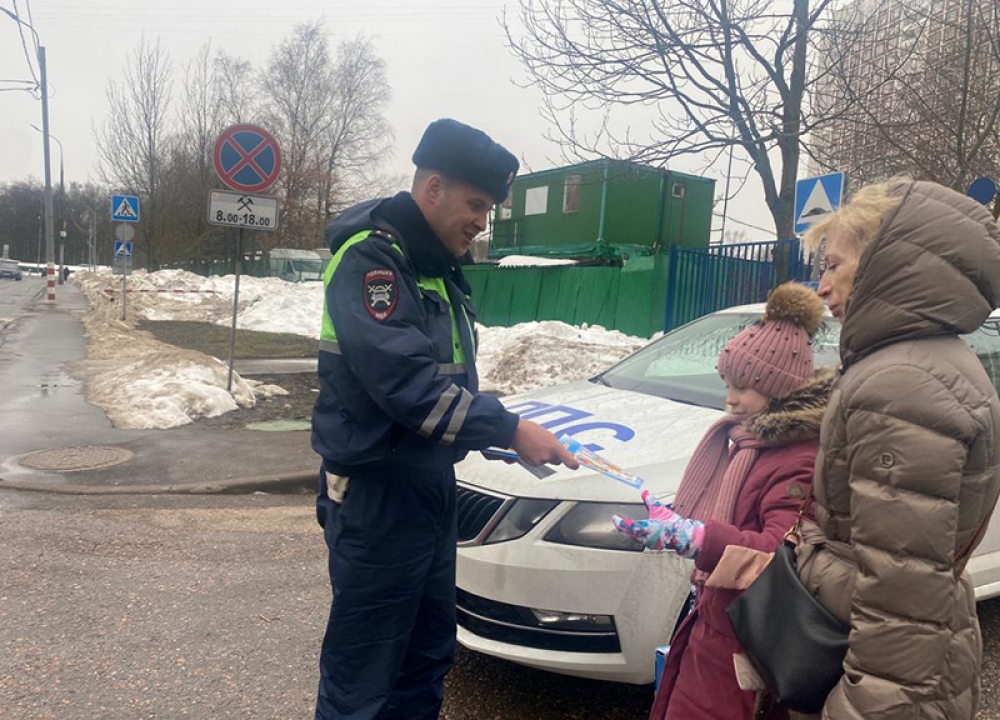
[141,320,316,360]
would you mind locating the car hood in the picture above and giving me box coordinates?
[457,381,722,503]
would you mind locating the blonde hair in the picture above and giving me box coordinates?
[802,176,910,254]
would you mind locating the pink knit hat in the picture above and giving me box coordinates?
[717,283,825,398]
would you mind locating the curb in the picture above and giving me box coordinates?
[0,470,317,496]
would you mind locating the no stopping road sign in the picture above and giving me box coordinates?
[213,125,282,194]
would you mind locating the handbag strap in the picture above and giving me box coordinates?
[786,479,995,578]
[783,480,815,546]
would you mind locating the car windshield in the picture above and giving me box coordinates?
[597,312,1000,410]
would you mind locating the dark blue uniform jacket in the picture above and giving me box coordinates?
[311,193,519,476]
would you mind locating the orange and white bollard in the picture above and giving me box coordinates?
[47,263,56,302]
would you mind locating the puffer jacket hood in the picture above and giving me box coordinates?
[841,180,1000,367]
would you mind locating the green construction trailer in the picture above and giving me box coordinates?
[461,160,716,338]
[490,159,714,261]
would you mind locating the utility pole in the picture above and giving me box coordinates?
[32,127,67,284]
[38,46,55,302]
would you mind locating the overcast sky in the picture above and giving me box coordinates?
[0,0,776,238]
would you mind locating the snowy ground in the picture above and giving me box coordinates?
[73,268,648,427]
[73,270,286,429]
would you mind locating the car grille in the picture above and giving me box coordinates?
[456,485,508,544]
[456,589,621,654]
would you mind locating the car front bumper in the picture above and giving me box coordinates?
[455,488,693,684]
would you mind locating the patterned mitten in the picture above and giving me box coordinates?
[612,490,704,558]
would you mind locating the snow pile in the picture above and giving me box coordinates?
[476,321,647,395]
[73,270,268,429]
[74,268,234,324]
[496,255,578,268]
[220,281,323,338]
[87,355,256,430]
[73,268,324,337]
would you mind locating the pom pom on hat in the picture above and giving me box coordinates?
[764,282,826,336]
[717,283,825,398]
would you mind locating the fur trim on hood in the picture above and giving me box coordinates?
[744,367,836,445]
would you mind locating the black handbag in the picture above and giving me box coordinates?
[725,535,849,714]
[726,486,993,715]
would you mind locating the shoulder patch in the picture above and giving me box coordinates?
[785,482,806,500]
[364,269,398,321]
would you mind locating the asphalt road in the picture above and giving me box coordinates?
[0,275,44,327]
[1,490,999,719]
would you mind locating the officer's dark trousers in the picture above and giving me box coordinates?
[315,465,458,720]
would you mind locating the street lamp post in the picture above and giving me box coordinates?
[36,46,56,301]
[30,124,65,283]
[32,124,64,197]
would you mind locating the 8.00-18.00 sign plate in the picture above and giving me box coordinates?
[208,190,279,231]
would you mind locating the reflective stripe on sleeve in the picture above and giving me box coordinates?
[419,385,460,438]
[441,389,474,446]
[319,340,342,355]
[437,363,466,375]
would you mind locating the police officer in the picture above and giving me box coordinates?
[312,119,579,720]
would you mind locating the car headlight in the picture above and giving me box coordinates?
[545,502,646,552]
[483,498,559,544]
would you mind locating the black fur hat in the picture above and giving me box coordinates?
[412,119,519,204]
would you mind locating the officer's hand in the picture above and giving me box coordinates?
[511,421,580,469]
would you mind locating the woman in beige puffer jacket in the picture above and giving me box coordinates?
[795,179,1000,719]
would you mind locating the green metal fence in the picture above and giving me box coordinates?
[463,255,668,338]
[465,239,808,338]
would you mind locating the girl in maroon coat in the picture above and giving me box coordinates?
[614,283,834,720]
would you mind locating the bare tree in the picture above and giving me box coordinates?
[261,20,337,248]
[160,42,230,262]
[95,37,173,268]
[810,0,1000,190]
[506,0,905,240]
[318,37,396,220]
[180,42,222,183]
[214,51,259,127]
[89,22,398,269]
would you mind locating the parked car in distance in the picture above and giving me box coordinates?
[454,304,1000,684]
[0,259,23,281]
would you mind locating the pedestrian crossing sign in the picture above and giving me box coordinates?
[794,173,845,234]
[112,194,140,223]
[114,241,133,258]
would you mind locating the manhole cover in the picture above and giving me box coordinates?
[246,420,311,432]
[17,445,134,473]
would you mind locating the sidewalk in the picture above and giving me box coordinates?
[0,282,317,494]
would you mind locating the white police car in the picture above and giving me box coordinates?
[455,304,1000,684]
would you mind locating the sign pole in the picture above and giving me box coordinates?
[121,271,127,321]
[226,227,244,392]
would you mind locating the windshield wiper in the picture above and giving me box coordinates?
[590,374,611,387]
